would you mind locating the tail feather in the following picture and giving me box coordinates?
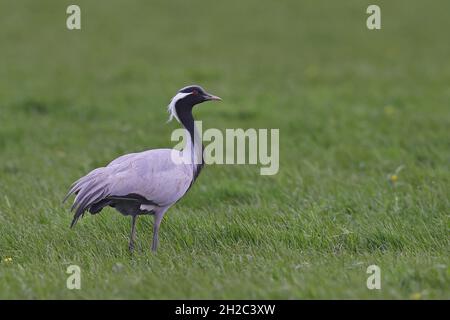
[65,168,110,228]
[70,188,108,228]
[89,198,113,214]
[70,179,103,211]
[63,168,106,203]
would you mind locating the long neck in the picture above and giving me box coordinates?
[178,109,195,145]
[176,104,203,176]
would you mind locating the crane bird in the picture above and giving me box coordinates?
[63,85,222,252]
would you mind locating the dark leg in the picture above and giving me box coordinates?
[151,212,164,252]
[129,215,137,252]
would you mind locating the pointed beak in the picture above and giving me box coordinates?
[204,93,222,101]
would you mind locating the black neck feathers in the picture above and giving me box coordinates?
[175,100,204,181]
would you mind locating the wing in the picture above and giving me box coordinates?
[64,149,193,226]
[106,152,139,167]
[106,149,194,206]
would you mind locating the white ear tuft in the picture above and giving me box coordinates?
[167,92,191,123]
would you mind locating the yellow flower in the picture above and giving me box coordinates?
[390,174,398,183]
[2,257,13,263]
[410,292,422,300]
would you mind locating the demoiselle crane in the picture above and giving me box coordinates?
[64,85,222,252]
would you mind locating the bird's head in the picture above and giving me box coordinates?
[168,85,221,122]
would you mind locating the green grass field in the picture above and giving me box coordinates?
[0,0,449,299]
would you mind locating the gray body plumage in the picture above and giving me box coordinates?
[65,149,194,224]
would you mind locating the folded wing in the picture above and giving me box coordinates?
[64,149,193,227]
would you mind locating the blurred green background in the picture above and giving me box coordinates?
[0,0,449,299]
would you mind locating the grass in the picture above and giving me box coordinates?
[0,0,449,299]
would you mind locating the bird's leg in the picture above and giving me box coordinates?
[129,215,137,252]
[151,212,164,252]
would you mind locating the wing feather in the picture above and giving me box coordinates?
[64,149,193,226]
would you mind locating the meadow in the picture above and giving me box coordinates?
[0,0,449,299]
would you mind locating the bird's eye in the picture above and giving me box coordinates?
[192,89,199,95]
